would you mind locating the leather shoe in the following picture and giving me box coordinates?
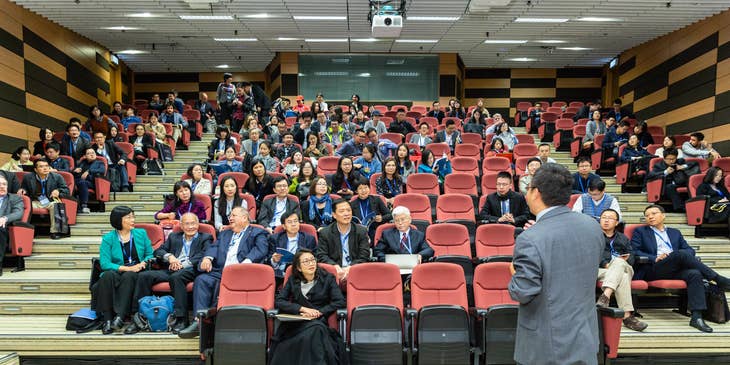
[689,317,713,333]
[595,294,610,308]
[50,233,62,240]
[111,316,124,330]
[171,318,187,334]
[124,321,141,335]
[178,321,199,339]
[102,320,114,335]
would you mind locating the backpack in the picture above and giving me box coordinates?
[135,295,175,332]
[144,159,165,175]
[66,308,99,333]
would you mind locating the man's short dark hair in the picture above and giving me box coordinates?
[353,177,369,190]
[534,102,541,106]
[690,132,704,141]
[33,158,49,169]
[110,206,134,230]
[601,208,620,220]
[432,101,439,106]
[66,124,80,132]
[69,117,81,124]
[397,109,406,114]
[45,142,61,152]
[301,111,312,119]
[617,121,630,128]
[280,210,299,225]
[445,119,456,127]
[531,163,573,207]
[588,178,606,192]
[365,128,377,136]
[272,176,288,187]
[332,198,350,211]
[538,143,550,150]
[613,98,622,105]
[643,204,665,214]
[496,171,512,182]
[663,148,679,158]
[282,131,293,138]
[576,157,591,166]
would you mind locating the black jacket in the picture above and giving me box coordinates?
[427,110,444,123]
[478,191,532,227]
[388,120,416,135]
[350,196,392,225]
[275,268,345,318]
[374,228,433,261]
[0,170,21,194]
[316,222,370,266]
[154,231,213,270]
[92,141,128,165]
[60,137,91,162]
[257,197,301,228]
[647,158,699,186]
[21,172,70,199]
[600,231,634,268]
[208,138,236,160]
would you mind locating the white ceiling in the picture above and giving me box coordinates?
[12,0,729,72]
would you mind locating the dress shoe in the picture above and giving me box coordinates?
[623,315,648,332]
[102,320,114,335]
[595,294,610,308]
[689,317,713,333]
[121,186,130,192]
[111,316,125,330]
[124,321,141,335]
[50,233,62,240]
[178,321,200,339]
[171,318,188,334]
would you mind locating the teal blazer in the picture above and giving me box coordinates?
[100,228,154,272]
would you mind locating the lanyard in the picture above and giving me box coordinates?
[608,237,618,257]
[182,233,197,258]
[578,176,589,194]
[385,178,398,196]
[190,181,198,192]
[713,186,726,199]
[653,231,673,252]
[38,178,47,197]
[177,202,193,218]
[590,196,608,219]
[118,232,134,264]
[359,199,372,224]
[343,176,351,190]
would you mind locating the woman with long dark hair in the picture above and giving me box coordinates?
[394,143,415,180]
[244,160,274,208]
[290,160,317,199]
[697,167,730,229]
[213,175,248,231]
[208,124,235,161]
[330,156,361,200]
[33,128,55,158]
[154,181,207,222]
[183,163,212,195]
[376,157,404,205]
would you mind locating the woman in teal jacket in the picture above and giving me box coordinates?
[94,205,154,335]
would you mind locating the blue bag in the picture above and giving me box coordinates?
[136,295,175,332]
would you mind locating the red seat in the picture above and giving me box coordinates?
[475,224,514,262]
[569,101,584,108]
[552,119,575,151]
[391,104,408,112]
[450,157,479,177]
[442,117,462,127]
[461,133,482,146]
[512,144,538,160]
[514,157,532,177]
[59,155,75,170]
[410,105,427,114]
[596,280,649,291]
[474,262,518,308]
[514,102,532,126]
[646,157,678,203]
[537,112,559,140]
[372,105,388,114]
[140,109,158,122]
[472,261,519,363]
[570,125,587,158]
[272,223,318,244]
[114,142,138,184]
[443,173,477,196]
[411,262,468,309]
[425,143,450,157]
[546,107,562,114]
[514,134,534,145]
[551,101,566,108]
[405,173,439,195]
[7,195,34,271]
[380,132,404,145]
[482,157,511,174]
[194,194,213,222]
[316,156,340,176]
[712,157,730,174]
[135,223,165,250]
[217,172,250,195]
[392,193,432,224]
[454,144,481,160]
[425,223,471,257]
[623,224,687,293]
[436,194,476,224]
[686,174,707,226]
[567,194,581,209]
[181,172,215,192]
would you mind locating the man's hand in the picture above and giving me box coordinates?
[619,254,630,261]
[81,171,89,180]
[0,216,7,228]
[504,213,515,224]
[655,253,669,262]
[374,215,383,223]
[299,307,322,318]
[73,168,82,174]
[272,252,282,263]
[16,188,25,196]
[50,189,60,199]
[118,160,125,165]
[168,256,182,271]
[200,257,213,272]
[665,166,675,175]
[509,262,516,275]
[523,219,536,230]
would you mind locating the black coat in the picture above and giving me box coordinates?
[61,137,91,162]
[697,183,730,223]
[478,191,531,227]
[599,232,634,268]
[0,170,21,194]
[257,197,301,228]
[154,231,212,270]
[276,268,345,318]
[647,158,699,186]
[316,222,370,266]
[350,196,392,224]
[92,141,128,165]
[208,138,235,160]
[21,172,70,199]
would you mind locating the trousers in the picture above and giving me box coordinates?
[94,270,140,321]
[597,257,635,312]
[134,268,197,318]
[646,250,720,311]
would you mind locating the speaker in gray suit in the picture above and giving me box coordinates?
[508,163,604,365]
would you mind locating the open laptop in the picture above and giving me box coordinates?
[385,254,420,275]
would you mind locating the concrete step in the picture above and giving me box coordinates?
[24,254,95,270]
[0,270,89,294]
[75,211,157,224]
[0,294,89,315]
[33,237,100,254]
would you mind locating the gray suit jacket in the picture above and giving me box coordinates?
[508,206,603,365]
[0,194,24,225]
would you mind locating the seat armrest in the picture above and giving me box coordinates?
[266,309,279,319]
[336,308,348,343]
[598,306,624,319]
[479,255,513,264]
[469,307,488,320]
[197,307,218,320]
[635,256,650,264]
[405,308,418,352]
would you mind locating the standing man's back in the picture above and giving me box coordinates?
[509,163,604,365]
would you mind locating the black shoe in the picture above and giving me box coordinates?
[178,321,199,339]
[171,318,187,334]
[715,276,730,291]
[690,317,713,333]
[124,321,141,335]
[50,233,62,240]
[102,320,114,335]
[121,186,130,192]
[111,316,124,330]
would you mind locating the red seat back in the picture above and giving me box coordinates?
[217,172,250,194]
[420,117,438,128]
[551,101,566,108]
[411,262,468,311]
[475,224,515,258]
[623,224,647,240]
[515,134,534,145]
[555,118,574,131]
[454,144,480,159]
[425,143,450,157]
[317,156,340,176]
[450,157,479,177]
[515,102,532,112]
[482,157,511,173]
[567,194,581,209]
[514,157,532,177]
[183,110,201,121]
[512,144,538,159]
[569,101,584,108]
[136,223,165,250]
[425,223,471,257]
[461,133,482,145]
[443,174,477,195]
[172,222,217,241]
[712,157,730,174]
[473,262,518,308]
[688,174,704,198]
[380,132,404,145]
[406,173,439,195]
[218,264,275,311]
[436,194,475,223]
[139,109,157,121]
[194,194,213,221]
[392,194,432,223]
[347,263,403,317]
[241,194,258,219]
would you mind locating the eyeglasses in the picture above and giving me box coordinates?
[599,217,617,221]
[316,182,329,186]
[495,183,511,187]
[300,258,317,265]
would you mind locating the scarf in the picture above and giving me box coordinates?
[308,194,333,223]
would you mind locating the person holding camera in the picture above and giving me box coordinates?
[647,148,699,212]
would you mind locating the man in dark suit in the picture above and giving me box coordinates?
[573,98,602,123]
[374,206,433,262]
[606,98,633,123]
[426,101,444,124]
[127,213,212,334]
[60,123,90,162]
[316,199,370,281]
[257,177,300,233]
[268,211,317,278]
[0,174,25,275]
[350,179,391,240]
[646,147,699,212]
[433,119,462,153]
[631,205,730,332]
[21,159,70,239]
[179,207,269,338]
[195,92,215,122]
[508,163,604,364]
[45,143,71,173]
[478,172,531,229]
[242,81,271,122]
[527,102,544,134]
[572,157,601,194]
[91,131,130,192]
[387,109,416,136]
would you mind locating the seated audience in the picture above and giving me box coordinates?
[572,157,601,194]
[208,125,235,161]
[353,145,381,180]
[129,213,212,334]
[213,176,247,231]
[573,98,601,123]
[351,179,391,238]
[696,167,730,231]
[349,94,364,115]
[647,148,699,212]
[94,206,153,335]
[292,111,320,148]
[241,128,263,156]
[620,134,653,175]
[155,181,207,223]
[607,98,633,122]
[485,137,508,158]
[1,147,32,172]
[91,131,130,192]
[631,205,730,332]
[179,207,269,338]
[527,102,544,134]
[277,132,303,161]
[184,163,212,196]
[120,107,142,130]
[388,109,416,136]
[410,122,433,148]
[253,141,278,173]
[682,132,721,161]
[434,119,462,153]
[33,128,55,159]
[474,98,490,118]
[484,114,508,135]
[340,113,357,136]
[427,100,445,123]
[376,157,404,205]
[633,121,655,148]
[73,148,105,214]
[363,110,387,136]
[581,110,607,155]
[655,135,684,159]
[258,177,300,233]
[214,146,243,173]
[268,212,317,278]
[145,114,168,146]
[519,158,542,195]
[493,122,518,151]
[536,143,556,164]
[447,99,466,119]
[130,124,153,169]
[330,156,361,200]
[602,120,630,159]
[107,124,124,144]
[394,144,415,180]
[336,129,366,157]
[418,149,451,184]
[85,105,116,139]
[463,109,486,135]
[269,249,346,365]
[283,151,305,178]
[159,103,188,144]
[244,160,274,209]
[300,177,334,230]
[21,159,70,239]
[596,209,647,331]
[322,119,350,148]
[572,178,622,221]
[149,93,165,113]
[0,174,24,275]
[315,198,370,281]
[374,206,433,262]
[478,171,531,229]
[289,160,317,199]
[303,132,329,160]
[45,143,71,173]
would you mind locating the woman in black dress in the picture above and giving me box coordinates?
[697,167,730,228]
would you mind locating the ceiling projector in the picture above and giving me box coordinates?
[372,14,403,37]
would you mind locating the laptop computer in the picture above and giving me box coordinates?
[385,254,420,275]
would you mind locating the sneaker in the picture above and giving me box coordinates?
[623,315,648,332]
[595,294,610,308]
[81,207,91,214]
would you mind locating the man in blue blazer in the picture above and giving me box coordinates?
[374,206,433,262]
[631,204,730,332]
[268,211,317,278]
[179,206,269,338]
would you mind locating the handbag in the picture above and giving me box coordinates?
[710,203,727,213]
[106,167,121,192]
[52,199,70,235]
[703,282,730,324]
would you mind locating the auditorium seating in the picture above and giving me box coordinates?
[472,262,518,364]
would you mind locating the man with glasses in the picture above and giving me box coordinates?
[631,205,730,332]
[129,213,213,334]
[373,206,433,262]
[478,171,531,231]
[180,207,269,338]
[571,178,622,222]
[315,199,370,281]
[572,157,601,194]
[257,177,300,234]
[596,209,647,331]
[21,159,70,239]
[268,211,316,280]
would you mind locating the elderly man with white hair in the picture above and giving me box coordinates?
[373,206,433,262]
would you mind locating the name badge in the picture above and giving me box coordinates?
[38,195,50,206]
